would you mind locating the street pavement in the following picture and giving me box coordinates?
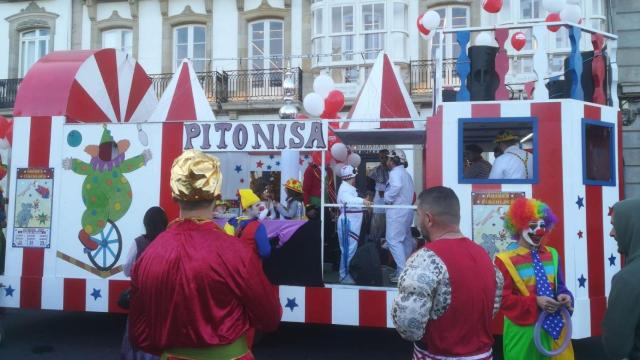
[0,308,607,359]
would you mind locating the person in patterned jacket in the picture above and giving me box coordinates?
[392,186,503,360]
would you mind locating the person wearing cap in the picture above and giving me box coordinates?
[129,150,281,360]
[384,149,416,283]
[489,131,533,180]
[236,188,271,259]
[463,144,492,179]
[337,164,372,284]
[275,178,304,220]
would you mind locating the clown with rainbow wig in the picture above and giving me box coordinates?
[495,198,575,360]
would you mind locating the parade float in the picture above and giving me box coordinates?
[0,10,622,342]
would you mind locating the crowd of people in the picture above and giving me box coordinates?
[464,131,534,180]
[119,149,640,360]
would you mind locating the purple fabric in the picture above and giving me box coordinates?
[91,152,125,171]
[214,219,306,246]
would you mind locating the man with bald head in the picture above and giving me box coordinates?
[392,186,503,360]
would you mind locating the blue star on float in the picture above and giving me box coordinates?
[267,165,272,170]
[4,285,15,297]
[269,155,275,159]
[285,297,298,312]
[576,196,584,209]
[234,165,242,173]
[578,274,587,288]
[90,288,102,301]
[275,161,281,166]
[608,254,617,266]
[304,154,309,159]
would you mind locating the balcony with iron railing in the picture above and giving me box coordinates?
[0,67,303,112]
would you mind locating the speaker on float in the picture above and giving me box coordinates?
[467,46,499,101]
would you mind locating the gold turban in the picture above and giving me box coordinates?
[170,149,222,202]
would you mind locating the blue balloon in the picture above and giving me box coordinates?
[67,130,82,147]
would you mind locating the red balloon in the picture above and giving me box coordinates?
[324,90,345,116]
[6,126,11,145]
[511,32,527,51]
[482,0,503,13]
[546,13,561,32]
[416,14,431,36]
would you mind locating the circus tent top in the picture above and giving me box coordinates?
[148,58,215,122]
[13,49,157,123]
[335,52,424,145]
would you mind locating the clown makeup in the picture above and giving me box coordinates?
[522,220,548,247]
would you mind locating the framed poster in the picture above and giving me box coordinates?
[13,168,54,248]
[471,191,525,259]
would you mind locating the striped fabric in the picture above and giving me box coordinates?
[503,247,557,295]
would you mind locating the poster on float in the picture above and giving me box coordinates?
[12,168,54,248]
[471,191,525,259]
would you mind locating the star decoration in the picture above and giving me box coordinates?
[608,206,613,217]
[269,155,275,159]
[285,297,298,312]
[267,165,272,170]
[37,212,49,225]
[576,196,584,209]
[304,154,309,159]
[275,161,281,166]
[577,230,583,239]
[234,165,242,173]
[3,285,15,297]
[608,254,617,266]
[90,288,102,301]
[578,274,587,288]
[256,160,264,168]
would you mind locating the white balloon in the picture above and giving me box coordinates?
[303,92,325,117]
[475,32,494,46]
[330,142,349,162]
[313,74,335,98]
[560,4,582,24]
[333,162,345,175]
[421,10,441,30]
[542,0,566,13]
[347,153,361,167]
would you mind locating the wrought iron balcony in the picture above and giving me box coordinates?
[0,78,21,110]
[148,67,303,105]
[409,59,461,96]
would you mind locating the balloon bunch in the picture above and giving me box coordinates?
[303,74,345,119]
[417,10,441,40]
[543,0,582,31]
[329,142,361,174]
[0,116,13,150]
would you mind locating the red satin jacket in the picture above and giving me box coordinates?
[129,219,282,355]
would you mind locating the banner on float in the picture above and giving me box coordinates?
[12,168,54,248]
[183,121,328,152]
[471,191,525,259]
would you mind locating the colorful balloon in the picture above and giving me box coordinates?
[347,153,361,168]
[330,142,349,162]
[545,13,562,32]
[421,10,441,30]
[475,32,494,47]
[560,4,582,24]
[417,13,431,36]
[511,32,527,51]
[482,0,503,13]
[324,90,345,117]
[313,74,335,98]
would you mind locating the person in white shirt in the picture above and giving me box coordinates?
[489,132,534,180]
[337,165,372,284]
[384,149,416,283]
[368,149,389,242]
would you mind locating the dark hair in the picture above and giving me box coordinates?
[417,186,461,226]
[379,149,389,155]
[286,188,303,201]
[143,206,168,241]
[176,199,214,211]
[465,144,484,154]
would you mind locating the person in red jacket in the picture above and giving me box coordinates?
[392,186,503,360]
[129,150,281,360]
[236,188,271,258]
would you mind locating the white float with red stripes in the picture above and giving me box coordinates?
[0,46,622,340]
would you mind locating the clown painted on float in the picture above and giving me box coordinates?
[63,126,152,253]
[495,198,575,360]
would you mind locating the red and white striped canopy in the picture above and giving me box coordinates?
[344,52,419,129]
[148,59,215,122]
[14,49,157,123]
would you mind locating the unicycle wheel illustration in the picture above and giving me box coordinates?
[84,220,122,271]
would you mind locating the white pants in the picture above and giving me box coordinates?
[386,209,415,275]
[337,212,362,281]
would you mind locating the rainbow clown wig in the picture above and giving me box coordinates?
[503,197,558,238]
